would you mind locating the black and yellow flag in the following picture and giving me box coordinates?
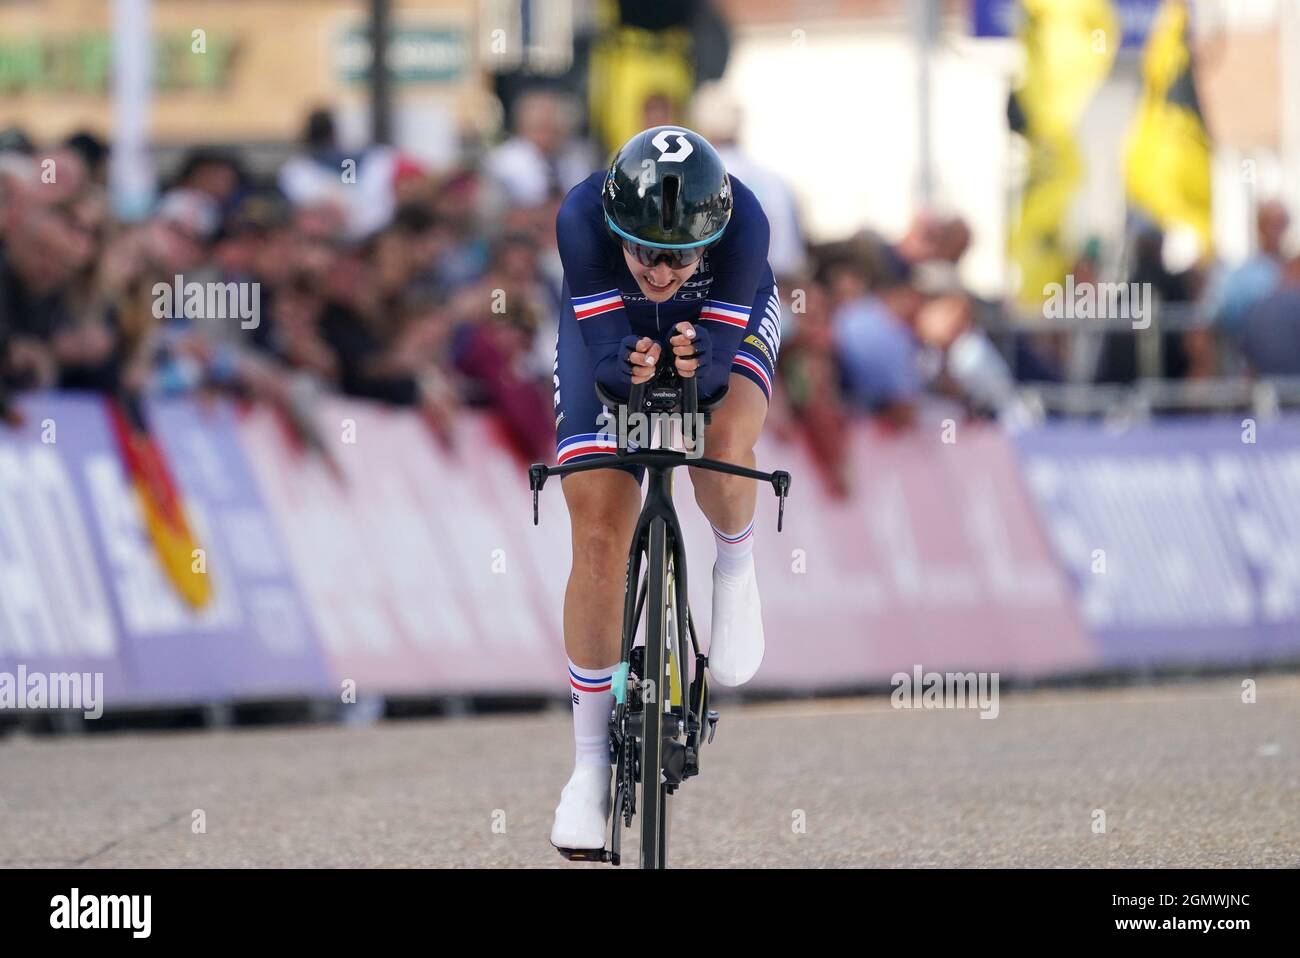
[1009,0,1119,307]
[588,28,693,157]
[1123,0,1213,253]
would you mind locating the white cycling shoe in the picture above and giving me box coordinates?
[550,763,612,852]
[707,557,765,687]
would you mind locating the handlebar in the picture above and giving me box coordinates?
[529,367,790,532]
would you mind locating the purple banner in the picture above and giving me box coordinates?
[971,0,1161,48]
[1015,417,1300,667]
[0,394,131,704]
[0,393,331,708]
[9,392,1296,714]
[142,398,333,700]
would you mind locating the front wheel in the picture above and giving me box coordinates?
[639,517,670,868]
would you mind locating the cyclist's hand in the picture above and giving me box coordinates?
[598,335,660,394]
[669,322,711,380]
[625,336,661,386]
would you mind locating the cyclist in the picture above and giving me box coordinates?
[550,126,781,851]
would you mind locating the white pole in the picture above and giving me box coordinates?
[913,0,936,207]
[110,0,156,220]
[1281,0,1300,221]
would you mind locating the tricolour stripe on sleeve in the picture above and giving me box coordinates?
[572,289,624,321]
[698,300,751,329]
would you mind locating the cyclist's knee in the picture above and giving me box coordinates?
[700,375,767,465]
[700,426,754,467]
[563,470,639,574]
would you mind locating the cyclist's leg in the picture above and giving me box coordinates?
[688,284,781,687]
[554,301,644,672]
[689,373,767,535]
[560,469,639,670]
[689,283,780,540]
[551,303,644,850]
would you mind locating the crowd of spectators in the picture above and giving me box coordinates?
[0,100,569,460]
[2,84,1297,494]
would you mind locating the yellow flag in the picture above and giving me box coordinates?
[1123,0,1213,253]
[588,23,694,157]
[1010,0,1119,306]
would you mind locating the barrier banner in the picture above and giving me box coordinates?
[0,393,331,706]
[1016,418,1300,666]
[0,394,129,703]
[10,391,1295,711]
[242,404,1089,694]
[236,400,568,695]
[143,398,332,699]
[669,422,1093,689]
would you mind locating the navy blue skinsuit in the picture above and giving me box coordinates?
[553,171,782,466]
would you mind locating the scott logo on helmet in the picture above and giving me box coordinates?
[652,129,694,162]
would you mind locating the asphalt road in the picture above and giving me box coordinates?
[1,675,1297,868]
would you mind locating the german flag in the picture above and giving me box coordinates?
[1123,0,1213,253]
[107,394,213,609]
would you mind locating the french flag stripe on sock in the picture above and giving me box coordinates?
[569,667,612,693]
[714,521,754,544]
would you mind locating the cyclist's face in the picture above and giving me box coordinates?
[623,246,700,303]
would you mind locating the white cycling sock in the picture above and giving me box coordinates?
[712,519,755,577]
[568,658,617,767]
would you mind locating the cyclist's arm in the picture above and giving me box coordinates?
[556,192,636,394]
[694,193,771,399]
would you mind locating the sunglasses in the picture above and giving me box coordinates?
[621,239,713,270]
